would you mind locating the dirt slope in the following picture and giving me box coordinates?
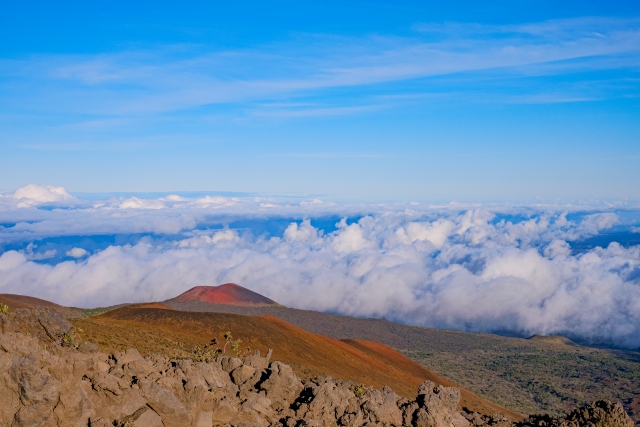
[0,294,31,310]
[0,293,82,317]
[73,305,517,418]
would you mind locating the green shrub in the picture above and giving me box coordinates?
[349,384,372,398]
[0,303,8,314]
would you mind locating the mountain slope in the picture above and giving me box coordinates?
[0,293,83,318]
[161,298,640,421]
[72,304,519,418]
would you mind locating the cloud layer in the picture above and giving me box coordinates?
[1,185,640,348]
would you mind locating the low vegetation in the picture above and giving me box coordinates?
[70,304,128,318]
[165,303,640,423]
[404,340,640,419]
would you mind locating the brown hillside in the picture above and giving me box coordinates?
[127,302,176,310]
[71,305,518,418]
[0,293,58,309]
[0,293,82,318]
[0,294,31,310]
[173,283,279,307]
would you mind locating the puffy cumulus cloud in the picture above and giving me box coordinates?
[332,218,376,253]
[284,219,321,243]
[395,219,455,248]
[543,240,572,258]
[581,213,619,232]
[66,248,89,258]
[118,197,166,210]
[191,196,238,208]
[1,197,640,347]
[11,184,76,207]
[177,230,239,248]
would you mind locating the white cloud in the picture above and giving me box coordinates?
[1,192,640,347]
[192,196,237,209]
[20,243,57,261]
[162,194,190,202]
[66,247,89,258]
[118,197,166,210]
[543,239,572,258]
[284,219,320,242]
[332,218,376,253]
[396,219,455,248]
[12,184,75,207]
[580,212,619,233]
[177,230,239,248]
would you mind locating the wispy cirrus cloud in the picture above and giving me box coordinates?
[1,16,639,118]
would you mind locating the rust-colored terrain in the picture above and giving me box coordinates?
[71,304,519,418]
[0,293,82,318]
[172,283,279,307]
[0,294,31,310]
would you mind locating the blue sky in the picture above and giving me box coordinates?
[1,1,639,201]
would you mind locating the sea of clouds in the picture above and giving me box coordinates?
[1,184,640,348]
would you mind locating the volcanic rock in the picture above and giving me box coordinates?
[0,307,634,427]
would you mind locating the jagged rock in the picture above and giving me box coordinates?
[295,377,356,425]
[0,312,13,333]
[244,349,272,371]
[212,396,240,425]
[410,381,470,427]
[114,348,145,365]
[0,307,634,427]
[360,386,403,426]
[236,391,275,425]
[88,370,126,396]
[33,308,74,341]
[139,378,192,425]
[232,365,258,386]
[118,406,164,427]
[462,408,512,427]
[198,361,237,391]
[11,307,73,342]
[260,361,303,410]
[124,358,156,377]
[222,357,244,373]
[10,354,62,427]
[559,400,633,427]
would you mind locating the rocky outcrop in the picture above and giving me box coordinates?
[0,309,634,427]
[560,400,635,427]
[473,400,636,427]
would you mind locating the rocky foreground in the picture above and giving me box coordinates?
[0,308,634,427]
